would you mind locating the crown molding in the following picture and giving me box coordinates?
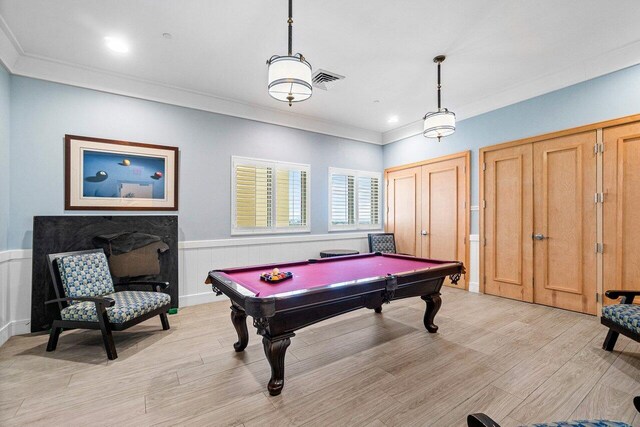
[382,40,640,145]
[0,14,21,70]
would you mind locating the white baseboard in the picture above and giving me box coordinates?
[179,292,226,307]
[468,282,480,293]
[0,319,30,347]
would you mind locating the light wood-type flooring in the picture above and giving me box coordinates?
[1,287,639,426]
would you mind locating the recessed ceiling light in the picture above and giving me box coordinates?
[388,116,399,123]
[162,33,173,39]
[373,100,380,103]
[104,36,129,53]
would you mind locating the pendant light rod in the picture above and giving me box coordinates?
[288,0,293,56]
[434,55,446,110]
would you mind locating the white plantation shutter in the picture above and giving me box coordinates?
[233,157,309,234]
[330,172,355,227]
[276,167,308,228]
[358,175,380,226]
[329,168,382,231]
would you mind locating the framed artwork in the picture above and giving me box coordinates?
[65,135,179,210]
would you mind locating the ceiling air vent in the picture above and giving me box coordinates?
[312,69,345,90]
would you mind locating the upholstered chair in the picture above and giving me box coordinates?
[45,249,171,359]
[367,233,398,254]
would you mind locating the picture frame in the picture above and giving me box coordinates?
[65,135,179,210]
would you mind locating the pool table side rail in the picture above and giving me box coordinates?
[214,252,458,275]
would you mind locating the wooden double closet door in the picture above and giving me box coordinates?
[386,152,470,289]
[482,116,640,315]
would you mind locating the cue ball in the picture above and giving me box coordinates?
[122,159,131,166]
[97,170,108,177]
[154,171,163,178]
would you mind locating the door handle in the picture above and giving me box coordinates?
[421,230,428,236]
[532,233,549,240]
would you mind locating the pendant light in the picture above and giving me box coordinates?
[423,55,456,140]
[267,0,312,106]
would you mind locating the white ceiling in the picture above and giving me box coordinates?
[1,0,640,144]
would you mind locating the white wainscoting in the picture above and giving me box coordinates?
[0,250,32,347]
[0,232,480,347]
[469,234,480,293]
[178,232,371,306]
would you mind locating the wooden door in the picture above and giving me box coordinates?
[532,132,597,314]
[421,157,467,288]
[386,167,421,256]
[603,122,640,305]
[484,144,534,302]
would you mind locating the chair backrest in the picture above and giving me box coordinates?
[368,233,397,254]
[47,249,114,307]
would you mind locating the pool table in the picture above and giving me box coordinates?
[205,252,464,395]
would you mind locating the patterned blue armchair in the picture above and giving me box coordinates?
[45,249,171,360]
[601,290,640,351]
[467,397,639,426]
[467,414,633,427]
[368,233,398,254]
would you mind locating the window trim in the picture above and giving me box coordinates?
[232,156,311,235]
[328,167,382,232]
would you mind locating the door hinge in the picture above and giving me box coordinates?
[483,237,487,247]
[483,275,486,284]
[482,162,486,171]
[594,143,604,155]
[595,243,604,253]
[463,236,466,245]
[594,193,604,204]
[595,292,600,303]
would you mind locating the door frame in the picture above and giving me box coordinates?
[479,113,640,312]
[385,151,471,290]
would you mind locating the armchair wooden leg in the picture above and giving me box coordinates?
[160,312,170,330]
[603,329,619,351]
[99,326,117,360]
[97,309,117,360]
[46,324,62,352]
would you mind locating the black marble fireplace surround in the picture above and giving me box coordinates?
[31,215,179,332]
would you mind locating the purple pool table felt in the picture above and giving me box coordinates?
[216,253,447,297]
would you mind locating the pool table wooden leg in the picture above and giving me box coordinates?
[374,306,383,313]
[262,334,293,396]
[230,304,249,352]
[421,292,442,333]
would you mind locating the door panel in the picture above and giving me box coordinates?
[603,122,640,305]
[386,167,420,256]
[421,157,467,288]
[484,144,534,302]
[533,132,596,314]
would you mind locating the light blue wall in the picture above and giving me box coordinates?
[384,64,640,233]
[0,64,10,251]
[7,63,640,248]
[9,76,383,249]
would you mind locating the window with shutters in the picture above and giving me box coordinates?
[232,157,310,234]
[329,168,381,231]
